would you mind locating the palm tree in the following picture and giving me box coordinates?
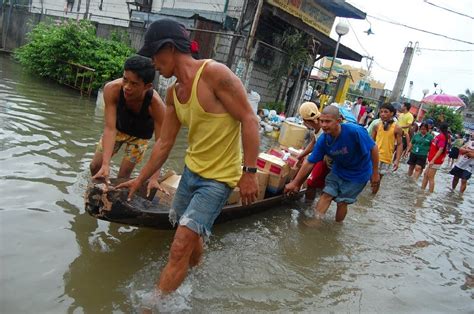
[459,88,474,110]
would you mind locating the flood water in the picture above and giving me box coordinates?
[1,54,473,313]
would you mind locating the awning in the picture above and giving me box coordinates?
[317,0,366,19]
[158,8,226,24]
[268,6,362,62]
[130,9,237,30]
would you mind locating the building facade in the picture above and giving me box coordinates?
[6,0,366,107]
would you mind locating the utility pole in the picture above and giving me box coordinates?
[241,0,263,89]
[366,55,374,77]
[84,0,91,19]
[389,41,418,103]
[226,0,249,68]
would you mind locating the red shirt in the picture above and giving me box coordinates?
[427,133,447,164]
[358,106,366,123]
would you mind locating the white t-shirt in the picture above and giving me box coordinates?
[455,140,474,173]
[352,103,361,120]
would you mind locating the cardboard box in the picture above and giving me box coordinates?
[156,174,181,206]
[288,147,303,157]
[288,167,299,181]
[278,121,307,148]
[267,147,300,168]
[257,153,290,177]
[257,170,269,201]
[227,187,241,205]
[285,155,299,168]
[266,173,289,195]
[267,147,284,159]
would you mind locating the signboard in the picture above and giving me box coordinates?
[266,0,335,35]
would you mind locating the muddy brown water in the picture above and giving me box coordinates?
[1,54,473,313]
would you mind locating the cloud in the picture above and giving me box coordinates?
[331,0,474,100]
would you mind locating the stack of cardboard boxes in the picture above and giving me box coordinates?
[255,146,303,195]
[226,170,269,205]
[155,145,304,207]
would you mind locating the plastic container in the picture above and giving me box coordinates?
[278,121,307,148]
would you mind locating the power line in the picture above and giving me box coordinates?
[346,20,398,73]
[347,20,369,55]
[373,59,398,73]
[419,47,474,52]
[423,0,474,20]
[367,14,474,45]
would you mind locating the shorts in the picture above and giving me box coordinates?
[428,163,442,170]
[323,171,367,204]
[448,147,460,159]
[170,166,232,239]
[407,153,427,169]
[307,160,329,189]
[96,130,149,164]
[379,162,391,175]
[449,166,472,180]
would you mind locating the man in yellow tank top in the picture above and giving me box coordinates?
[371,103,403,193]
[397,102,414,156]
[118,18,260,294]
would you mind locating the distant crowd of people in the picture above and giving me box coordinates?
[284,98,473,224]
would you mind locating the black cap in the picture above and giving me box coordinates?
[138,18,191,57]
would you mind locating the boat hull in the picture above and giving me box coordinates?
[85,180,304,230]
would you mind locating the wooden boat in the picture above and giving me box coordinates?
[84,178,305,230]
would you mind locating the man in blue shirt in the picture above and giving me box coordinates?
[285,105,380,223]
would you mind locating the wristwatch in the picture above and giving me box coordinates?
[242,166,257,173]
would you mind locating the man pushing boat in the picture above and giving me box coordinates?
[117,18,260,293]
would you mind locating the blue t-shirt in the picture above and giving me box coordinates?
[308,123,375,183]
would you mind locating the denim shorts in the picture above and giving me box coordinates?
[323,171,367,204]
[170,166,232,239]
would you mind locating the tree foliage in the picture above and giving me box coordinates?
[424,105,464,134]
[458,88,474,110]
[269,29,311,88]
[14,20,135,91]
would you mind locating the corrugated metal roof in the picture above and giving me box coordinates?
[317,0,366,19]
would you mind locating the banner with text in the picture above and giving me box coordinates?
[267,0,335,36]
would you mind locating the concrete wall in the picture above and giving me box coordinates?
[31,0,130,25]
[1,6,41,51]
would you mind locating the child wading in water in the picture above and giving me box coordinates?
[421,123,449,193]
[407,122,433,180]
[449,133,474,194]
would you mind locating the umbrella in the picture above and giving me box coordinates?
[420,94,466,107]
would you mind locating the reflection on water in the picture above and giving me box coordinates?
[1,54,473,313]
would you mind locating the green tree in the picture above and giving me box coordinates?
[424,105,464,134]
[458,88,474,110]
[269,29,311,89]
[14,19,135,92]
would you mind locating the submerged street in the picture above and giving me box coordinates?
[0,54,473,312]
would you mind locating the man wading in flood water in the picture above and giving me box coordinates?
[285,105,380,225]
[90,56,165,192]
[117,19,259,293]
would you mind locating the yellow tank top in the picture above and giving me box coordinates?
[173,60,242,187]
[376,122,396,164]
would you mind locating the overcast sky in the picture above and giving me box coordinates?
[331,0,474,101]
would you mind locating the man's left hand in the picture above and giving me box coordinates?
[238,173,258,206]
